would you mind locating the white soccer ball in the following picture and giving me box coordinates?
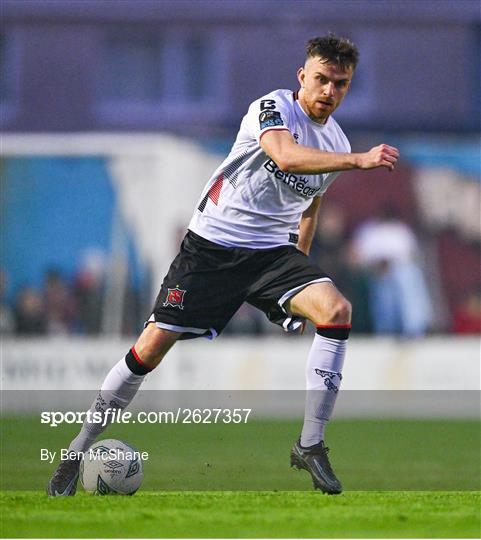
[80,439,144,495]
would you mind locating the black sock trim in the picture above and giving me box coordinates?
[316,326,351,340]
[125,348,151,375]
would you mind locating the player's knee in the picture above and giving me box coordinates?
[134,326,180,370]
[326,298,352,325]
[134,343,163,370]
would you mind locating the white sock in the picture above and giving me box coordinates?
[68,353,147,454]
[300,330,348,447]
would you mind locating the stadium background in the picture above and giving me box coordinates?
[1,0,479,390]
[0,1,480,537]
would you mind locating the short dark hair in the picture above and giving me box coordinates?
[306,34,359,70]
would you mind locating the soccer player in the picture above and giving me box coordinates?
[48,34,399,496]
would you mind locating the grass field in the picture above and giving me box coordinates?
[1,417,480,537]
[1,491,480,538]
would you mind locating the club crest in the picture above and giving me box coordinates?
[163,287,186,309]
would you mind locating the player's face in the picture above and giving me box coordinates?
[297,56,353,124]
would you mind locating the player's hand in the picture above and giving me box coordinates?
[358,144,399,172]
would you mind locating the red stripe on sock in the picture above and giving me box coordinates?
[316,324,352,329]
[131,346,151,371]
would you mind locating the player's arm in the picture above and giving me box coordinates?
[260,129,399,174]
[297,196,322,256]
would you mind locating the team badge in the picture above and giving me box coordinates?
[163,287,186,310]
[259,110,283,130]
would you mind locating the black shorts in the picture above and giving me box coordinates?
[148,231,331,339]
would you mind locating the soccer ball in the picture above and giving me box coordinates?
[80,439,144,495]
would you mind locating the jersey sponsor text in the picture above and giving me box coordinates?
[263,159,322,197]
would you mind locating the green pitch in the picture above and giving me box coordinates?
[1,491,480,538]
[1,417,480,537]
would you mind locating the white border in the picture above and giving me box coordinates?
[277,277,333,333]
[277,277,332,313]
[153,321,218,340]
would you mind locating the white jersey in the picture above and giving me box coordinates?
[188,88,351,248]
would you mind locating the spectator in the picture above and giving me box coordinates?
[351,206,432,337]
[342,243,374,334]
[44,269,77,334]
[14,287,47,335]
[74,249,106,335]
[310,202,347,279]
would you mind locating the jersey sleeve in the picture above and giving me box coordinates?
[246,91,293,143]
[319,172,340,195]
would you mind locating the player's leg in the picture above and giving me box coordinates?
[68,324,180,454]
[245,243,351,493]
[47,325,180,496]
[288,281,350,446]
[48,231,249,496]
[287,281,351,494]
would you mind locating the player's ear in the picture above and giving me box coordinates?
[297,67,305,88]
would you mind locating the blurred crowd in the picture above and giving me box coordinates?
[2,207,480,338]
[310,203,480,337]
[1,250,145,337]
